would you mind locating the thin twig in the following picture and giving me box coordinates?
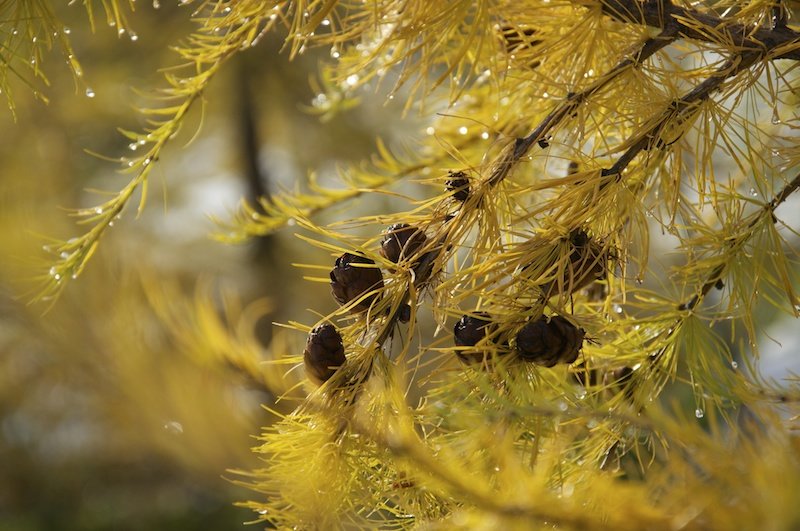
[602,172,800,467]
[679,170,800,310]
[602,51,762,184]
[487,29,679,186]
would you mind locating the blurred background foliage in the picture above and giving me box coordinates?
[0,2,419,529]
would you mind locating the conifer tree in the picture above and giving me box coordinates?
[13,0,800,529]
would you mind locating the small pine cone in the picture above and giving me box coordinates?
[548,315,585,365]
[454,312,494,363]
[516,316,561,367]
[330,253,384,313]
[411,250,440,287]
[542,229,608,299]
[516,315,584,367]
[567,161,580,175]
[397,303,412,323]
[568,229,607,285]
[380,224,427,263]
[446,171,470,202]
[303,324,346,386]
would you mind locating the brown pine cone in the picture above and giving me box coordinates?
[330,253,384,313]
[567,230,606,286]
[541,229,608,299]
[516,316,561,366]
[516,315,585,367]
[446,171,470,202]
[380,224,427,264]
[454,312,494,363]
[548,315,585,365]
[303,323,346,386]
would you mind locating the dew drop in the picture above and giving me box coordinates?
[152,0,160,7]
[95,207,103,214]
[85,87,95,98]
[480,131,490,140]
[345,74,359,87]
[695,408,704,419]
[312,93,328,109]
[458,126,468,135]
[117,28,125,36]
[426,126,435,136]
[129,32,138,42]
[749,187,758,197]
[63,27,71,34]
[330,47,340,59]
[128,142,138,151]
[163,421,184,434]
[613,304,623,314]
[558,401,568,412]
[321,18,330,26]
[731,361,738,369]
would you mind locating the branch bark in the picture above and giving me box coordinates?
[599,0,800,60]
